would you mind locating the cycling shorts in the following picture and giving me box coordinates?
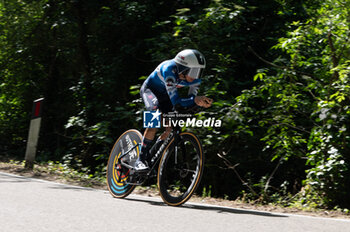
[140,82,173,113]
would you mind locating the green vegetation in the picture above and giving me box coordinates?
[1,0,350,211]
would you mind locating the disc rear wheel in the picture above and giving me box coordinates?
[107,129,142,198]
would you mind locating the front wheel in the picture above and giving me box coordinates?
[158,132,204,206]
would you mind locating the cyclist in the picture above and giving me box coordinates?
[135,49,213,171]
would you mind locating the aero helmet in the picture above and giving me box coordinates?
[174,49,206,79]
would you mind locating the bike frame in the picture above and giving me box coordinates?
[118,125,182,185]
[108,106,203,205]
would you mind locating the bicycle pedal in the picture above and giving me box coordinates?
[126,178,145,186]
[125,181,142,186]
[126,173,146,186]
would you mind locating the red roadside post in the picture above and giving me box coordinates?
[24,98,44,169]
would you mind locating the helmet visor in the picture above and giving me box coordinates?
[188,68,204,79]
[177,64,189,74]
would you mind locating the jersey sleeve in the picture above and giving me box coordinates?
[160,62,200,108]
[164,76,196,107]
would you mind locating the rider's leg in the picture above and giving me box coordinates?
[135,127,157,171]
[160,126,172,140]
[140,127,157,161]
[137,83,173,171]
[136,84,159,171]
[149,126,172,157]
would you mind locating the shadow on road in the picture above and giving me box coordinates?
[124,196,288,218]
[184,203,288,218]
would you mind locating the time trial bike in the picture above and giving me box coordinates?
[106,112,204,206]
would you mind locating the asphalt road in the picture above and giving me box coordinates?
[1,172,349,232]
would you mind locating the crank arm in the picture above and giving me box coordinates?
[120,159,135,170]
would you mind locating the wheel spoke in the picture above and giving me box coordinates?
[158,133,204,206]
[174,167,196,174]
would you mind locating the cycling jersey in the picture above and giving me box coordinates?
[141,59,201,111]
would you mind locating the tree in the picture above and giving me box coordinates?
[227,0,350,208]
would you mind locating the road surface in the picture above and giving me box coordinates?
[0,171,349,232]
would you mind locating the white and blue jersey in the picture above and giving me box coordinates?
[141,59,200,112]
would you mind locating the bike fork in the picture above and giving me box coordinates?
[175,145,178,164]
[174,128,181,165]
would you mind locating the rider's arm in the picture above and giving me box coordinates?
[188,83,200,98]
[164,76,196,107]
